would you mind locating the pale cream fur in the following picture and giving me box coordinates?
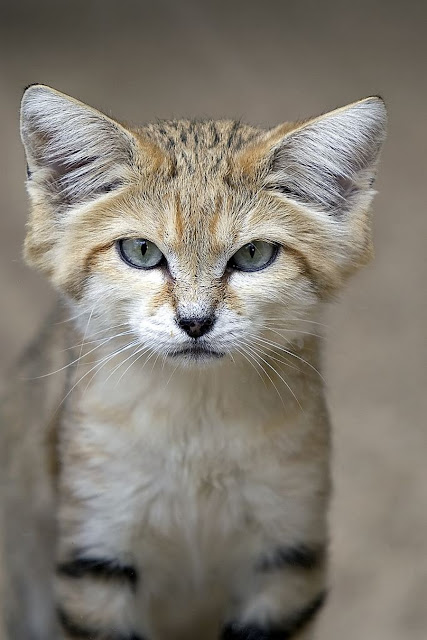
[0,85,386,639]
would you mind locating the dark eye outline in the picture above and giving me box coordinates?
[227,241,280,273]
[116,238,166,270]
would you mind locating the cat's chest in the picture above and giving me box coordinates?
[63,391,281,510]
[58,381,328,628]
[61,383,300,542]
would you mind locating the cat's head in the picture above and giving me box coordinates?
[20,85,386,367]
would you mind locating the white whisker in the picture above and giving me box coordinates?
[250,335,325,383]
[245,335,301,373]
[82,340,142,394]
[26,335,119,380]
[61,329,134,353]
[238,342,288,409]
[55,341,139,410]
[114,346,152,386]
[240,339,301,410]
[77,305,96,366]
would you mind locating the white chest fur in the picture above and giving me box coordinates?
[58,356,329,635]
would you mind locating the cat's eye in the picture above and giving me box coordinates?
[228,241,278,272]
[117,238,164,269]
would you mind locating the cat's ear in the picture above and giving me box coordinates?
[20,84,145,206]
[261,97,387,216]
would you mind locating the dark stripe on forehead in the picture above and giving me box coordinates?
[210,121,220,147]
[227,120,241,148]
[174,192,184,240]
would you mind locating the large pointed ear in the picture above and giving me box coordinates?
[20,84,145,207]
[263,97,387,216]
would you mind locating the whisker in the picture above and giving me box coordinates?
[255,324,324,340]
[77,305,96,366]
[80,322,130,338]
[262,325,323,342]
[114,335,162,386]
[233,345,266,386]
[162,360,181,391]
[53,307,88,325]
[55,342,138,410]
[250,335,325,383]
[61,329,134,353]
[114,346,152,386]
[150,349,163,373]
[245,336,301,373]
[105,345,141,383]
[241,338,302,409]
[237,342,288,409]
[82,340,142,394]
[258,316,330,329]
[95,340,142,388]
[124,346,157,379]
[26,335,121,380]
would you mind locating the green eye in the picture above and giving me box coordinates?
[229,241,278,272]
[117,238,164,269]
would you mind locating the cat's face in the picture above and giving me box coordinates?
[20,86,386,367]
[74,182,318,366]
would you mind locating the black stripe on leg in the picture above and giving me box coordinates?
[58,607,144,640]
[57,556,138,589]
[256,544,326,572]
[221,591,327,640]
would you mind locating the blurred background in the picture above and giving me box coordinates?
[1,0,426,637]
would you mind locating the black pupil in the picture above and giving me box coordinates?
[140,241,147,256]
[248,243,256,258]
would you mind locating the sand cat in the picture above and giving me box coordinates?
[0,85,386,639]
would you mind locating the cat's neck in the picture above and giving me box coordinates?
[67,332,323,430]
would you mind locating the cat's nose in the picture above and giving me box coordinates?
[177,315,215,339]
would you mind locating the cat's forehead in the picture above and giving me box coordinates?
[132,120,266,251]
[159,189,242,254]
[142,119,261,176]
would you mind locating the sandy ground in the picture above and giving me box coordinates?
[0,1,426,637]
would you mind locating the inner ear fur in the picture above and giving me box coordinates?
[237,97,387,217]
[20,84,166,207]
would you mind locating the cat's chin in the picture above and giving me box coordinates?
[168,346,226,367]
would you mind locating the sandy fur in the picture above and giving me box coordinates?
[1,86,386,639]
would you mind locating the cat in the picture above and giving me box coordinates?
[0,84,386,640]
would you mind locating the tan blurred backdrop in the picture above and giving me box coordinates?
[1,1,426,638]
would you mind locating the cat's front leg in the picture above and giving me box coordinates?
[221,596,325,640]
[55,546,145,640]
[55,406,150,639]
[221,543,327,640]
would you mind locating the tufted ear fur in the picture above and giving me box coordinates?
[264,97,387,216]
[20,84,142,207]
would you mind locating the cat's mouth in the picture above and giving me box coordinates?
[169,346,225,360]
